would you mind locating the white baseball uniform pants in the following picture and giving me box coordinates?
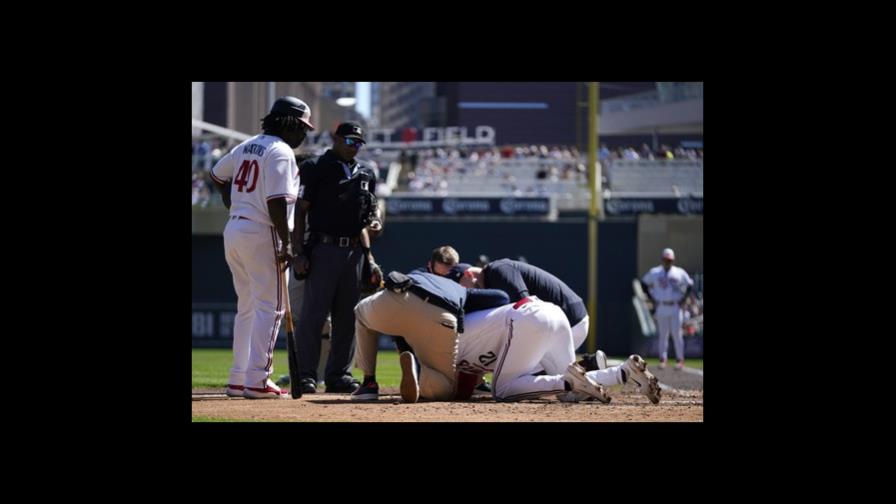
[571,315,589,350]
[223,217,285,389]
[492,301,574,401]
[656,309,684,362]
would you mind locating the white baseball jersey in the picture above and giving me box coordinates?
[457,297,576,401]
[212,134,299,391]
[210,134,299,228]
[457,297,574,376]
[456,303,516,376]
[642,265,693,315]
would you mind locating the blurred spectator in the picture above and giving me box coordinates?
[191,172,210,207]
[640,143,654,160]
[197,139,211,170]
[660,144,674,160]
[598,143,611,164]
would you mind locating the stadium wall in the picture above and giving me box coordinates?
[193,217,698,355]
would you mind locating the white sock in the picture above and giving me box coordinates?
[586,365,624,387]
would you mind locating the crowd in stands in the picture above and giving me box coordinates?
[191,138,231,207]
[403,145,586,195]
[399,143,702,196]
[600,143,703,163]
[192,136,704,206]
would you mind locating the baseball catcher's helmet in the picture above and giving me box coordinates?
[270,96,315,130]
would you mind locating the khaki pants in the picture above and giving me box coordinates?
[354,290,458,400]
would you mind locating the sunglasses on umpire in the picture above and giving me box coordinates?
[344,137,364,148]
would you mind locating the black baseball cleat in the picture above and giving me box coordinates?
[475,379,492,393]
[577,350,608,371]
[299,378,317,394]
[325,376,361,393]
[351,381,379,401]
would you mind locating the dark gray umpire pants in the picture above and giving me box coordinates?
[297,242,363,385]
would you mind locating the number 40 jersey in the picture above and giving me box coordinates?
[210,134,300,229]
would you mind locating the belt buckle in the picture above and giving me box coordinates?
[338,237,350,247]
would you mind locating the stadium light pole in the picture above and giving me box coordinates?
[587,82,600,354]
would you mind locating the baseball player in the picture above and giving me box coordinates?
[456,259,590,350]
[209,96,313,399]
[641,248,694,370]
[446,257,609,375]
[399,296,660,404]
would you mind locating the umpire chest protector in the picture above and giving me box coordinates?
[299,150,377,237]
[338,169,378,228]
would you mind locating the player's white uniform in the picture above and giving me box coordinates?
[210,134,299,389]
[457,297,577,401]
[642,265,694,362]
[570,317,589,352]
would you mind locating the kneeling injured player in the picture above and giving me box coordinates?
[401,296,661,403]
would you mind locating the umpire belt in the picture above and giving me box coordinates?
[314,232,360,248]
[660,301,679,305]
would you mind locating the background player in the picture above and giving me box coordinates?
[641,248,694,370]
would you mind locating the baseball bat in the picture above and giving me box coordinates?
[282,267,302,399]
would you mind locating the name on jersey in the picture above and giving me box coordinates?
[242,144,267,157]
[457,351,498,374]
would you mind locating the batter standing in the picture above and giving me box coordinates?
[210,96,313,399]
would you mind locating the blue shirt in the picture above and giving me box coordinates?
[406,270,509,313]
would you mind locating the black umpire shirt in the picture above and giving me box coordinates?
[299,149,377,238]
[482,258,588,326]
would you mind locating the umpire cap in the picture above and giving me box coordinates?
[270,96,315,130]
[335,122,365,142]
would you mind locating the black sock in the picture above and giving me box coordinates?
[363,375,376,385]
[579,353,597,371]
[564,380,572,391]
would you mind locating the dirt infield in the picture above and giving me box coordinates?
[192,372,703,422]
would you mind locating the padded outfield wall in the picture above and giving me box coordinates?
[192,211,701,356]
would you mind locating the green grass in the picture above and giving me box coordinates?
[622,357,703,369]
[192,349,702,391]
[192,348,405,389]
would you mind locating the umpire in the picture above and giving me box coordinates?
[292,122,379,394]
